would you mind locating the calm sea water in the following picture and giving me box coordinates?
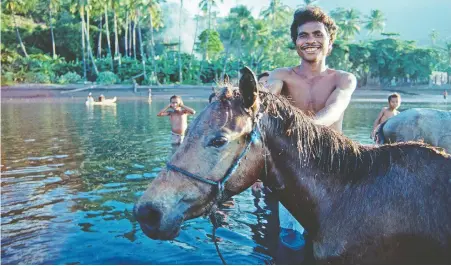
[1,99,449,264]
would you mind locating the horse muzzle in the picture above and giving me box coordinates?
[133,201,184,240]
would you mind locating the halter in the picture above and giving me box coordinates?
[166,125,261,200]
[165,113,262,265]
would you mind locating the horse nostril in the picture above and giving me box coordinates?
[135,203,162,228]
[146,207,162,228]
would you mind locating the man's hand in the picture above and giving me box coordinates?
[314,72,357,126]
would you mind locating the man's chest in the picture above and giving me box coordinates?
[283,75,337,112]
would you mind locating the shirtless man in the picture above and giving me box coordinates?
[157,95,196,145]
[371,93,401,143]
[267,8,356,131]
[265,6,357,263]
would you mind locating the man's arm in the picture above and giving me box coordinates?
[157,104,171,116]
[265,69,285,95]
[313,72,357,126]
[181,104,196,115]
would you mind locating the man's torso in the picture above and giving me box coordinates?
[278,67,343,131]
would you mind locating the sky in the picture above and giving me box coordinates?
[168,0,451,45]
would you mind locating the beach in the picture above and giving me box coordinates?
[1,84,449,104]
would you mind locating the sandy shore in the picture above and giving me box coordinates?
[1,83,449,103]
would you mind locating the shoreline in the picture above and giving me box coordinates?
[1,83,449,104]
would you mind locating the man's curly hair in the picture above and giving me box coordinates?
[290,7,338,44]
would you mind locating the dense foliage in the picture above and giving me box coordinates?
[1,0,450,86]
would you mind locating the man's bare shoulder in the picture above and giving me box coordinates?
[329,69,357,87]
[268,67,293,79]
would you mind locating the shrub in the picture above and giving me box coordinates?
[24,72,51,83]
[1,72,15,85]
[57,72,82,84]
[96,71,118,85]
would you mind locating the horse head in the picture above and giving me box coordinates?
[134,67,266,240]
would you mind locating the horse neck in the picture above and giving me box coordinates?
[259,115,365,237]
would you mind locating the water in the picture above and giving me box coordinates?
[1,99,449,264]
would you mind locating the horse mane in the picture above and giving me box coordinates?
[217,87,449,183]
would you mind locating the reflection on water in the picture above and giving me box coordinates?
[1,100,449,264]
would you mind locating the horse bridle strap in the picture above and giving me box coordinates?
[166,126,261,195]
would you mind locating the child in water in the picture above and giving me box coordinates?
[371,93,401,143]
[157,95,196,145]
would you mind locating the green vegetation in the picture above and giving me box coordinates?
[1,0,450,86]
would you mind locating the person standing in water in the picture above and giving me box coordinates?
[148,89,152,102]
[264,6,357,264]
[87,92,94,103]
[157,95,196,145]
[371,93,401,143]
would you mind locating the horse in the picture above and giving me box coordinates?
[134,67,451,264]
[376,108,451,153]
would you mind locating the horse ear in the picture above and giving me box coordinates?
[223,73,230,84]
[239,67,259,112]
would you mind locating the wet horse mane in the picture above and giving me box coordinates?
[216,86,449,183]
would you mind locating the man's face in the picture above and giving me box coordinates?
[389,97,400,109]
[296,21,331,63]
[170,98,182,109]
[258,76,269,87]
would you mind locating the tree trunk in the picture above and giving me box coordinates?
[133,17,137,61]
[199,5,212,82]
[49,3,56,59]
[83,16,99,76]
[97,17,102,58]
[124,11,129,57]
[148,10,159,84]
[178,0,183,83]
[85,3,91,69]
[12,12,29,58]
[129,19,132,57]
[104,5,113,71]
[137,12,147,80]
[113,6,121,65]
[188,14,199,71]
[221,29,234,79]
[80,7,87,79]
[206,4,211,60]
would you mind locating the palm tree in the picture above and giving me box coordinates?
[198,0,223,59]
[70,0,88,78]
[136,10,147,79]
[331,8,361,41]
[429,29,439,46]
[103,0,114,70]
[124,10,129,57]
[365,9,385,36]
[178,0,184,83]
[145,0,163,84]
[260,0,290,27]
[112,0,121,65]
[48,0,60,59]
[296,0,319,8]
[4,0,31,57]
[80,1,99,76]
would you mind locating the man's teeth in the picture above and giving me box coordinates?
[304,47,319,52]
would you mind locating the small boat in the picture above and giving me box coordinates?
[85,97,117,106]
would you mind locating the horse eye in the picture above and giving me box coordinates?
[208,137,229,148]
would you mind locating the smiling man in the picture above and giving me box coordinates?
[267,6,356,131]
[265,6,357,263]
